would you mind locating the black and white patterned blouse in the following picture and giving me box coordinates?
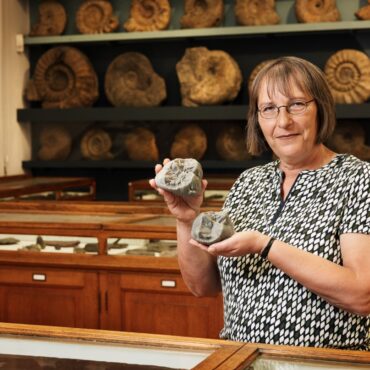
[219,154,370,349]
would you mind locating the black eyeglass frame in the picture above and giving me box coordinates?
[257,99,315,119]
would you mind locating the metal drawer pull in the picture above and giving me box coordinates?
[161,280,176,288]
[32,273,46,281]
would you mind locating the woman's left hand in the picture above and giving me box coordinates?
[189,230,269,257]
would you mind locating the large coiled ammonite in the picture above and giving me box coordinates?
[180,0,224,29]
[170,124,207,160]
[355,1,370,20]
[122,127,159,161]
[235,0,280,26]
[30,0,67,36]
[105,52,166,107]
[27,47,99,108]
[123,0,171,32]
[216,125,251,161]
[176,47,242,107]
[295,0,340,23]
[80,128,113,160]
[327,121,370,160]
[324,49,370,104]
[38,125,72,161]
[76,0,119,34]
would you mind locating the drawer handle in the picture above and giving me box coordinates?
[161,280,176,288]
[32,273,46,282]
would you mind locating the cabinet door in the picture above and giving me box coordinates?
[0,266,99,329]
[100,272,223,339]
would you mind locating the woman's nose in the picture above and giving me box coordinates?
[276,107,293,128]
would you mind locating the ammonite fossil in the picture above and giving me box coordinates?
[248,59,274,92]
[324,49,370,104]
[191,210,235,246]
[235,0,280,26]
[170,124,207,160]
[123,0,171,32]
[27,46,99,108]
[76,0,119,34]
[355,1,370,20]
[176,47,242,107]
[155,158,203,197]
[122,127,159,161]
[180,0,224,29]
[80,128,113,160]
[216,126,251,161]
[38,125,72,161]
[327,121,370,160]
[295,0,340,23]
[30,0,67,36]
[105,52,167,107]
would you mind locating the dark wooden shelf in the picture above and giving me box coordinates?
[16,104,370,123]
[22,159,269,171]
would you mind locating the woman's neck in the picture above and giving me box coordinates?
[279,145,336,178]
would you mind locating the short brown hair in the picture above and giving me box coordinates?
[247,56,336,156]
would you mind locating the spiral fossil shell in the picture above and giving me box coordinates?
[176,47,242,107]
[38,125,72,161]
[180,0,224,29]
[324,49,370,104]
[105,52,166,107]
[295,0,340,23]
[216,125,251,161]
[122,127,159,161]
[30,0,67,36]
[80,128,113,160]
[123,0,171,32]
[235,0,280,26]
[170,124,207,160]
[327,121,370,160]
[29,47,99,108]
[76,0,119,34]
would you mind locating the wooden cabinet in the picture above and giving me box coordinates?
[0,266,99,328]
[101,271,223,338]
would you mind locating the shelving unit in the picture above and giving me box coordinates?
[20,0,370,200]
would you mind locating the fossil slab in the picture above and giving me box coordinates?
[191,210,235,246]
[155,158,203,197]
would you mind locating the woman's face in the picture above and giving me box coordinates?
[257,78,318,162]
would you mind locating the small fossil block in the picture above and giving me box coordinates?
[191,210,235,246]
[155,158,203,197]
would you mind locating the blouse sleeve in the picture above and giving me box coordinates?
[339,161,370,235]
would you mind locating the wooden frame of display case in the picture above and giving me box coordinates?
[0,322,369,369]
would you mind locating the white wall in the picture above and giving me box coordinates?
[0,0,30,176]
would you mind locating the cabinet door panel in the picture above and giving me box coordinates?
[0,267,99,329]
[122,291,223,338]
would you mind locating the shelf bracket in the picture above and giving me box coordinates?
[15,34,25,54]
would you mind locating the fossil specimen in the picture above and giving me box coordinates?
[155,158,203,197]
[295,0,340,23]
[38,125,72,161]
[191,210,235,245]
[80,128,113,160]
[76,0,119,34]
[180,0,224,29]
[235,0,280,26]
[176,47,242,107]
[123,0,171,32]
[105,52,166,107]
[122,127,159,161]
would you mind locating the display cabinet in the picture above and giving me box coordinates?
[18,0,370,200]
[0,322,369,369]
[0,200,223,338]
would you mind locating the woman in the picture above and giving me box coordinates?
[150,56,370,349]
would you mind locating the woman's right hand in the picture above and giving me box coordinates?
[149,159,207,224]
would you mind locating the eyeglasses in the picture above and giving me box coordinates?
[258,99,315,119]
